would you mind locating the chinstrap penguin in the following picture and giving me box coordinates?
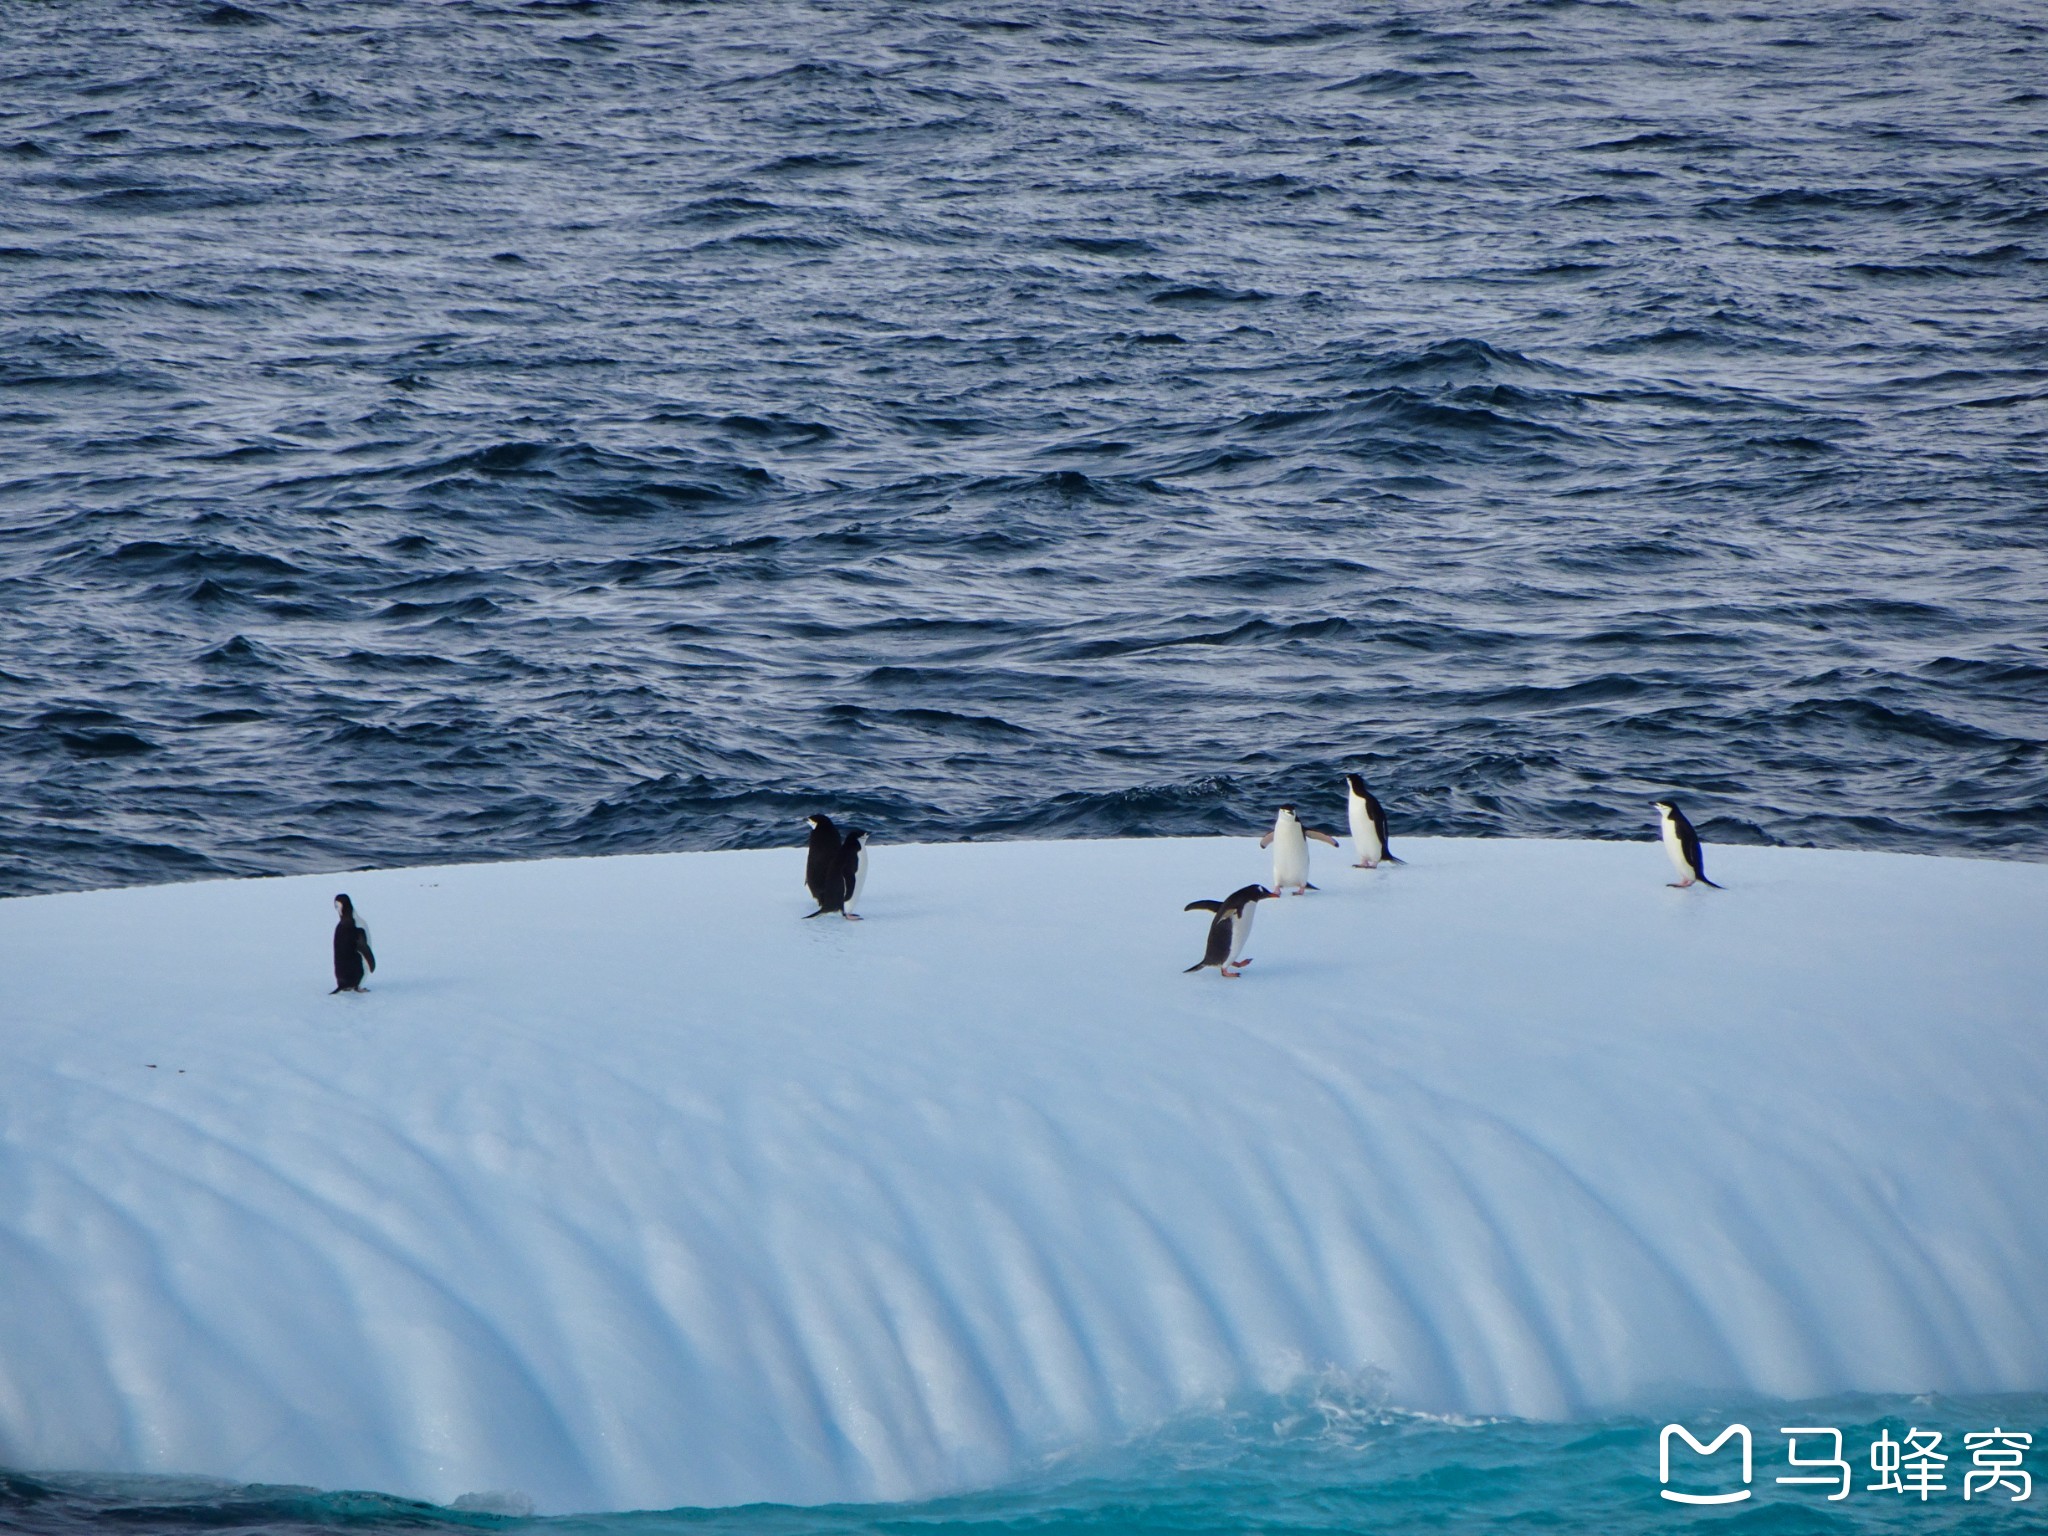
[331,893,376,993]
[803,813,868,920]
[1260,804,1338,894]
[1184,884,1273,977]
[1654,800,1722,889]
[842,827,870,917]
[1344,774,1403,869]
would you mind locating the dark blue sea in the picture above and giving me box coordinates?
[2,1,2046,1529]
[2,0,2044,900]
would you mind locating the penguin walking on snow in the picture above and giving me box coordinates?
[1261,805,1338,895]
[842,827,870,917]
[1344,774,1404,869]
[1654,800,1722,889]
[1185,884,1273,977]
[804,814,869,919]
[331,894,376,993]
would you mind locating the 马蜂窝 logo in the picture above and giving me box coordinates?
[1660,1423,1752,1504]
[1658,1423,2033,1506]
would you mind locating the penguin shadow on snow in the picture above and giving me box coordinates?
[319,974,464,1003]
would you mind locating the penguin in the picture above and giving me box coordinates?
[1654,800,1722,889]
[841,828,869,919]
[331,894,375,993]
[804,814,843,915]
[1259,804,1338,895]
[803,814,866,920]
[1344,774,1404,869]
[1184,884,1273,977]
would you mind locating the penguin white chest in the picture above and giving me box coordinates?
[1272,825,1310,889]
[1347,796,1383,865]
[1228,902,1256,963]
[1659,818,1693,879]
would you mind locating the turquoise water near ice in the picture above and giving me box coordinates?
[10,1388,2045,1534]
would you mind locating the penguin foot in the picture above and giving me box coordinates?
[842,912,863,921]
[1352,861,1375,869]
[1668,880,1693,889]
[1220,967,1242,979]
[1235,957,1254,966]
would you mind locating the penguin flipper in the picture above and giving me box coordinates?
[1184,899,1223,914]
[1307,829,1340,847]
[358,933,376,973]
[1258,831,1274,848]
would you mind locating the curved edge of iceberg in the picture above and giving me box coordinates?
[1,836,2042,1513]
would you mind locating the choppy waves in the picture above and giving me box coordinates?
[10,1387,2048,1535]
[2,0,2045,895]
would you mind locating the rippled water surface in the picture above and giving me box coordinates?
[9,1390,2048,1535]
[2,0,2044,893]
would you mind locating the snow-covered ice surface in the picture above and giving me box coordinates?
[0,836,2042,1516]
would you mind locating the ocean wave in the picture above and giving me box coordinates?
[0,0,2043,896]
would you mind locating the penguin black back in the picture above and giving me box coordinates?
[804,814,846,916]
[1655,799,1723,889]
[331,893,376,993]
[1183,884,1272,975]
[838,828,868,920]
[1345,773,1403,866]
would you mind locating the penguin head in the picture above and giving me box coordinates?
[1652,799,1678,817]
[334,893,354,917]
[1275,804,1300,825]
[843,828,868,849]
[1345,774,1369,797]
[806,814,827,830]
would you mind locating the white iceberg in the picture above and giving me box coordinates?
[0,835,2042,1514]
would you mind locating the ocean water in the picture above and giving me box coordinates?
[2,0,2044,897]
[4,3,2046,1528]
[7,1387,2047,1534]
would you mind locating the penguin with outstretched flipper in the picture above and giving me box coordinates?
[1184,884,1273,977]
